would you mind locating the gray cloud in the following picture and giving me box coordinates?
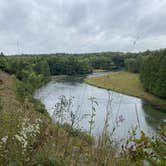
[0,0,166,54]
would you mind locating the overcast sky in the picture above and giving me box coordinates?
[0,0,166,54]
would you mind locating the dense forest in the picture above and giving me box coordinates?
[0,52,126,77]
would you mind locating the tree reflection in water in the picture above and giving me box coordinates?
[142,101,166,131]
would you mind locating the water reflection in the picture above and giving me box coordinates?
[142,102,166,131]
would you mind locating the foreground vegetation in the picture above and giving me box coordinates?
[85,72,166,110]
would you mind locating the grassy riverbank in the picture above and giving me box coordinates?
[85,71,166,111]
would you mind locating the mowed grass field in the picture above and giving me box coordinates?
[85,71,166,111]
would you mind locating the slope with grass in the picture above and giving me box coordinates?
[85,71,166,110]
[0,71,121,165]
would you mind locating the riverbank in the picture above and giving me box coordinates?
[85,71,166,111]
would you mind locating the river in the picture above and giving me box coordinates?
[34,72,166,141]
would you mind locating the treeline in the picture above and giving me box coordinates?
[85,52,126,70]
[0,52,129,78]
[0,52,126,108]
[47,56,92,75]
[124,49,166,98]
[141,50,166,98]
[1,49,166,100]
[124,55,142,73]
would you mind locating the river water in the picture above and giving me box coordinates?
[34,72,166,141]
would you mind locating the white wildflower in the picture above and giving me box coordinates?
[14,118,41,153]
[15,134,25,143]
[1,136,8,144]
[35,118,42,123]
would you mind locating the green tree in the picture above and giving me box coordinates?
[140,50,166,98]
[34,59,50,76]
[0,54,7,70]
[125,58,139,73]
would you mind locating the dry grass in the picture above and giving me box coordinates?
[85,71,166,111]
[0,71,44,117]
[0,72,49,134]
[0,71,21,111]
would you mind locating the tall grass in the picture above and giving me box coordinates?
[0,95,166,165]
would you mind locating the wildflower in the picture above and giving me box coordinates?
[14,118,41,153]
[116,115,125,126]
[15,134,25,143]
[1,136,8,143]
[35,118,42,123]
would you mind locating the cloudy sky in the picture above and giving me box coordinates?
[0,0,166,54]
